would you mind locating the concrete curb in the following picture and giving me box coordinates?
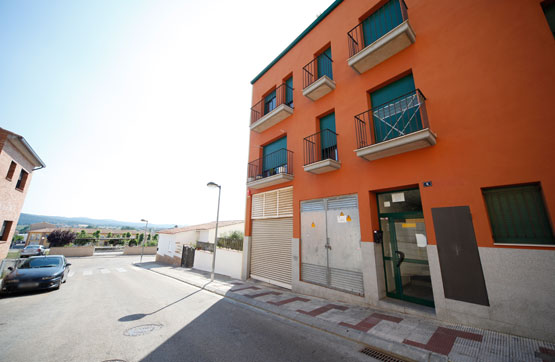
[139,264,447,362]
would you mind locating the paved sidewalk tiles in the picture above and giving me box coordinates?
[139,262,555,362]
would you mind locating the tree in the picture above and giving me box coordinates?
[126,232,131,238]
[153,234,159,241]
[138,233,144,243]
[128,239,138,247]
[147,234,151,241]
[107,232,112,238]
[47,230,76,247]
[93,230,101,244]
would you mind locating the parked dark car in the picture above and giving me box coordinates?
[1,255,71,294]
[20,245,47,258]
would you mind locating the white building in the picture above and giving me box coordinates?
[156,220,244,266]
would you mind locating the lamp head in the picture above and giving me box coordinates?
[207,182,220,189]
[141,219,148,223]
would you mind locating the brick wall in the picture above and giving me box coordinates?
[0,136,35,260]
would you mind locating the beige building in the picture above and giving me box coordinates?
[26,227,143,246]
[0,128,45,260]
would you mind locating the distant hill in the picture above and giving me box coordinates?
[17,213,177,230]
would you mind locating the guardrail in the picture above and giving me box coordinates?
[248,148,294,181]
[303,129,338,165]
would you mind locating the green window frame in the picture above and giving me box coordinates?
[542,1,555,38]
[483,183,554,245]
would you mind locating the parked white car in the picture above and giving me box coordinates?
[20,245,47,258]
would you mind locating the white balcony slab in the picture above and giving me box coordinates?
[303,159,341,174]
[250,104,293,133]
[247,173,294,189]
[348,20,416,74]
[355,128,436,161]
[302,76,336,101]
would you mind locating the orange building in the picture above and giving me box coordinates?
[243,0,555,341]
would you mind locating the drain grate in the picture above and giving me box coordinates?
[359,347,408,362]
[124,324,162,337]
[102,360,127,362]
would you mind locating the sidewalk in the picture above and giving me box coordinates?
[137,262,555,362]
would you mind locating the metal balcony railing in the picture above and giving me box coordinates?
[250,83,294,124]
[303,129,338,166]
[248,148,294,181]
[302,52,333,89]
[354,89,428,149]
[347,0,408,57]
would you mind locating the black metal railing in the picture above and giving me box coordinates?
[303,129,338,166]
[248,148,294,181]
[251,83,294,124]
[354,89,428,149]
[302,53,333,89]
[347,0,408,57]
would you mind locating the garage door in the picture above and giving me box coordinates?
[250,186,293,289]
[251,218,293,288]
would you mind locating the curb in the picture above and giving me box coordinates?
[139,265,447,362]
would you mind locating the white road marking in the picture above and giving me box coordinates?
[83,270,92,276]
[68,271,75,277]
[100,269,110,274]
[116,268,127,273]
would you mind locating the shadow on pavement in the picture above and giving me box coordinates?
[138,298,364,362]
[119,288,205,322]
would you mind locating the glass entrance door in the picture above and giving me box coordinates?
[377,190,434,307]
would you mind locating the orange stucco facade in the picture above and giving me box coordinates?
[245,0,555,249]
[243,0,555,341]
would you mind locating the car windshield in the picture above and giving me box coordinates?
[24,246,39,249]
[19,257,61,269]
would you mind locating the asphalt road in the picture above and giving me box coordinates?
[0,255,375,362]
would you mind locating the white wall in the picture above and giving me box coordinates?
[198,230,209,242]
[193,248,242,279]
[157,234,175,257]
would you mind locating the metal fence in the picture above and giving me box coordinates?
[250,83,294,124]
[248,148,294,181]
[347,0,408,57]
[303,129,338,165]
[302,52,333,89]
[354,89,428,149]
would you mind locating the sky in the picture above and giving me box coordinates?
[0,0,333,226]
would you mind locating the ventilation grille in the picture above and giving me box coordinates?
[359,347,408,362]
[252,187,293,219]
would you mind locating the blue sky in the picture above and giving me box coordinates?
[0,0,332,226]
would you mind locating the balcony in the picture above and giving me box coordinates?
[303,129,340,174]
[302,53,335,101]
[347,0,415,74]
[247,149,294,189]
[250,83,294,133]
[354,89,436,161]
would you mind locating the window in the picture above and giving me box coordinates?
[285,76,294,107]
[15,169,29,191]
[542,1,555,38]
[362,0,404,47]
[319,113,337,161]
[317,47,333,80]
[263,137,287,176]
[264,90,277,115]
[370,74,421,142]
[6,161,16,181]
[483,183,554,245]
[0,221,13,242]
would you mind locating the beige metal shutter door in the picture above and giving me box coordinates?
[251,218,292,288]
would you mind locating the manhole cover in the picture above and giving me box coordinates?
[124,324,162,337]
[102,360,127,362]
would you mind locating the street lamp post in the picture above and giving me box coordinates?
[140,219,148,263]
[207,182,221,281]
